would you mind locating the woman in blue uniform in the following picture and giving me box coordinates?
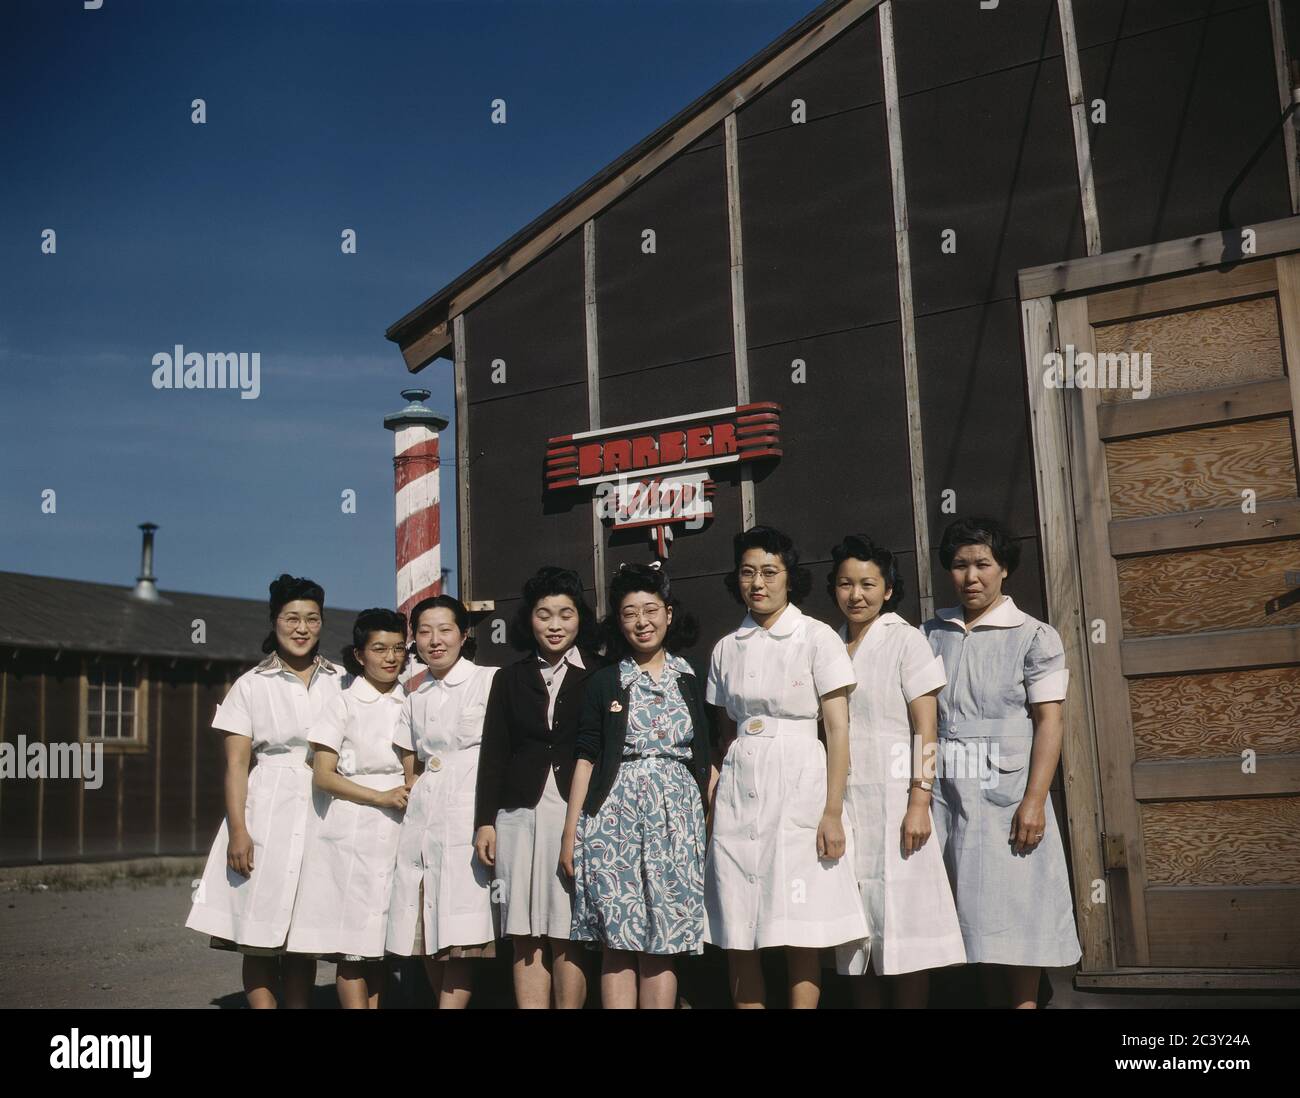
[923,517,1082,1007]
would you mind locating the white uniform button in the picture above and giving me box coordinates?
[427,756,443,772]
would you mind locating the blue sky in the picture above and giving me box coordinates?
[0,0,817,611]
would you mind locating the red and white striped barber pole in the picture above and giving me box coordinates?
[384,388,449,687]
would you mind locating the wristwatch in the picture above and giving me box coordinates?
[908,779,933,792]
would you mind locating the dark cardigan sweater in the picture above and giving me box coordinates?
[573,659,715,816]
[474,648,602,831]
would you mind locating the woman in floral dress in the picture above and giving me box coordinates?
[560,563,715,1008]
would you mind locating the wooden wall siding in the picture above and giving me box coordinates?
[1116,540,1300,637]
[1076,4,1294,255]
[1129,666,1300,761]
[1146,886,1300,967]
[41,662,80,860]
[1142,797,1300,887]
[1093,296,1284,404]
[1103,416,1298,520]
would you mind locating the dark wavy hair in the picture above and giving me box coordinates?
[723,525,813,606]
[827,535,904,613]
[409,594,478,662]
[508,566,601,653]
[261,573,325,656]
[938,516,1021,574]
[339,608,408,676]
[602,563,699,659]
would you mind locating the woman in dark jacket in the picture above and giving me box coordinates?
[560,563,716,1009]
[474,567,602,1008]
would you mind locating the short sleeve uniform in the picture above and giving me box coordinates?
[704,603,869,950]
[386,658,500,956]
[186,654,344,949]
[286,676,406,959]
[834,613,965,976]
[923,597,1082,967]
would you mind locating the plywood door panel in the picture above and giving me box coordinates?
[1142,797,1300,886]
[1129,666,1300,760]
[1058,253,1300,977]
[1145,886,1300,967]
[1116,539,1300,636]
[1093,294,1284,402]
[1104,416,1296,519]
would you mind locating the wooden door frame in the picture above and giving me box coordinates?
[1018,214,1300,990]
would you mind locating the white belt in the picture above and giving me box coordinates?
[341,771,406,791]
[737,715,818,740]
[254,752,310,769]
[419,744,477,774]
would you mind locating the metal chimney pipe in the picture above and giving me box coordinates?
[132,522,160,601]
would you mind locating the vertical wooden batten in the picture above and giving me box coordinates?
[878,0,935,620]
[724,111,757,531]
[190,680,199,852]
[1275,254,1300,419]
[1056,295,1150,966]
[1020,296,1113,973]
[36,669,45,863]
[1057,0,1103,255]
[1269,0,1300,215]
[453,313,473,603]
[583,219,608,612]
[153,677,162,856]
[0,662,7,826]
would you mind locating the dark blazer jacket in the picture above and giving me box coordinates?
[574,660,715,816]
[474,649,602,831]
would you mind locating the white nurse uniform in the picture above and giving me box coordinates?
[286,676,406,959]
[834,613,966,976]
[704,603,868,951]
[186,653,343,949]
[386,657,499,956]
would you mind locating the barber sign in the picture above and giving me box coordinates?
[546,403,782,558]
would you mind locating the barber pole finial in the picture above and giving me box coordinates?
[385,388,450,685]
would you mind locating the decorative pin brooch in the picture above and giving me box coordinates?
[609,700,623,713]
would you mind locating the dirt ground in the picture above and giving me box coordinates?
[1,873,1296,1009]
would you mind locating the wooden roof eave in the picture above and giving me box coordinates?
[385,0,884,373]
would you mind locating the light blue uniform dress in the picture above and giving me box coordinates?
[923,597,1082,968]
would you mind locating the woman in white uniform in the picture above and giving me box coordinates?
[923,517,1082,1008]
[705,526,868,1008]
[829,536,966,1007]
[186,574,344,1008]
[474,567,601,1008]
[387,594,499,1008]
[286,608,410,1008]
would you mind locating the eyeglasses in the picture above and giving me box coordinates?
[365,644,407,657]
[738,567,785,583]
[278,614,322,630]
[620,604,666,624]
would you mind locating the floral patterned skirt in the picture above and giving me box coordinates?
[571,756,706,955]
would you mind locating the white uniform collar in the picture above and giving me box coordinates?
[420,655,475,688]
[736,601,803,638]
[537,647,584,672]
[838,611,907,645]
[254,651,340,676]
[935,595,1026,633]
[347,675,405,704]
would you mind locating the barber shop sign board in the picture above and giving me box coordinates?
[545,403,782,558]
